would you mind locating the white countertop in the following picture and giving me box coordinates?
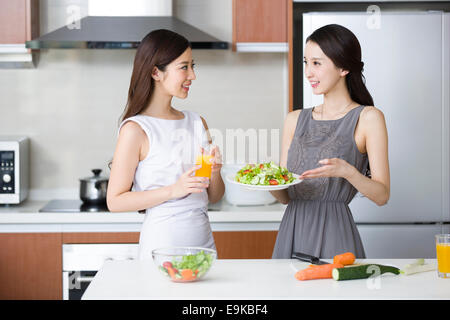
[82,258,449,300]
[0,199,287,233]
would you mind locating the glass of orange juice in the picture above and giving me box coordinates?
[194,154,213,178]
[436,234,450,278]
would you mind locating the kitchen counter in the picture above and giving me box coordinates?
[0,199,287,233]
[82,258,449,300]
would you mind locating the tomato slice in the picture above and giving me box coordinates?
[282,175,289,181]
[269,179,279,185]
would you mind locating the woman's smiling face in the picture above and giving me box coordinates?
[153,47,196,99]
[304,40,347,95]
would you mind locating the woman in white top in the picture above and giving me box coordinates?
[107,29,225,260]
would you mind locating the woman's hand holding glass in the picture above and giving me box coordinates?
[196,146,222,178]
[170,165,210,199]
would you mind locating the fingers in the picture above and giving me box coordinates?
[188,176,209,183]
[186,175,209,187]
[187,182,209,189]
[188,188,205,193]
[185,165,202,176]
[300,166,328,179]
[184,187,205,194]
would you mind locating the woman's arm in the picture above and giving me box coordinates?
[107,121,209,212]
[299,107,390,206]
[346,107,390,205]
[201,117,225,204]
[269,110,301,204]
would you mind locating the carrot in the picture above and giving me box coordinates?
[333,252,356,266]
[295,263,344,281]
[181,269,196,281]
[167,267,177,280]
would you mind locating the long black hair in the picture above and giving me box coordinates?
[122,29,191,123]
[306,24,374,107]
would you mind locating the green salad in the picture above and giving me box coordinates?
[172,250,214,276]
[234,162,295,186]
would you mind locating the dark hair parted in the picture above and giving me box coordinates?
[306,24,374,107]
[120,29,191,123]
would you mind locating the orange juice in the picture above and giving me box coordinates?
[194,154,212,178]
[436,243,450,273]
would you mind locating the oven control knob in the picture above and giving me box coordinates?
[2,174,11,183]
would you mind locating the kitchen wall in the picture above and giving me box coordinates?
[0,0,287,196]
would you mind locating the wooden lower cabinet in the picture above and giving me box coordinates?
[0,233,62,300]
[0,231,277,299]
[213,231,278,259]
[61,231,279,259]
[62,232,140,244]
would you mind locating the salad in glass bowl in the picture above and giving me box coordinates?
[152,247,216,282]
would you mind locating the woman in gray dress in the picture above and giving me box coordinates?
[270,24,390,259]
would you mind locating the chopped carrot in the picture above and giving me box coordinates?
[167,267,177,280]
[181,269,196,281]
[295,263,344,281]
[333,252,356,266]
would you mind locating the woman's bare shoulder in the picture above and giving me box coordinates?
[359,106,387,140]
[360,106,385,122]
[285,109,302,125]
[118,120,146,146]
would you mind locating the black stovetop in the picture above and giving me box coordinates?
[39,199,109,213]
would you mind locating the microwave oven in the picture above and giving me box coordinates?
[0,136,29,204]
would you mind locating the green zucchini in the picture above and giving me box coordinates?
[332,264,400,281]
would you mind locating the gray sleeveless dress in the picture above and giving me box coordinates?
[272,105,368,259]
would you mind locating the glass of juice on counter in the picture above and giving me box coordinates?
[436,234,450,278]
[194,154,213,178]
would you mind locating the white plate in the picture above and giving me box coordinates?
[225,173,303,191]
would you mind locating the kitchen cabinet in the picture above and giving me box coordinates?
[62,232,140,244]
[62,231,278,259]
[0,233,62,300]
[213,231,278,259]
[0,0,39,44]
[232,0,288,52]
[0,0,39,67]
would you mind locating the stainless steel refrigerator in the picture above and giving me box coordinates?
[302,11,450,258]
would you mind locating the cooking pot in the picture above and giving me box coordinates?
[79,169,109,204]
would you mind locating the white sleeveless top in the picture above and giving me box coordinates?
[118,110,216,260]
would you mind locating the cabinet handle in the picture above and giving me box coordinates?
[76,276,95,283]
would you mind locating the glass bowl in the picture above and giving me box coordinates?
[152,247,217,282]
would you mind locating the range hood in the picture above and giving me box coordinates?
[26,0,228,50]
